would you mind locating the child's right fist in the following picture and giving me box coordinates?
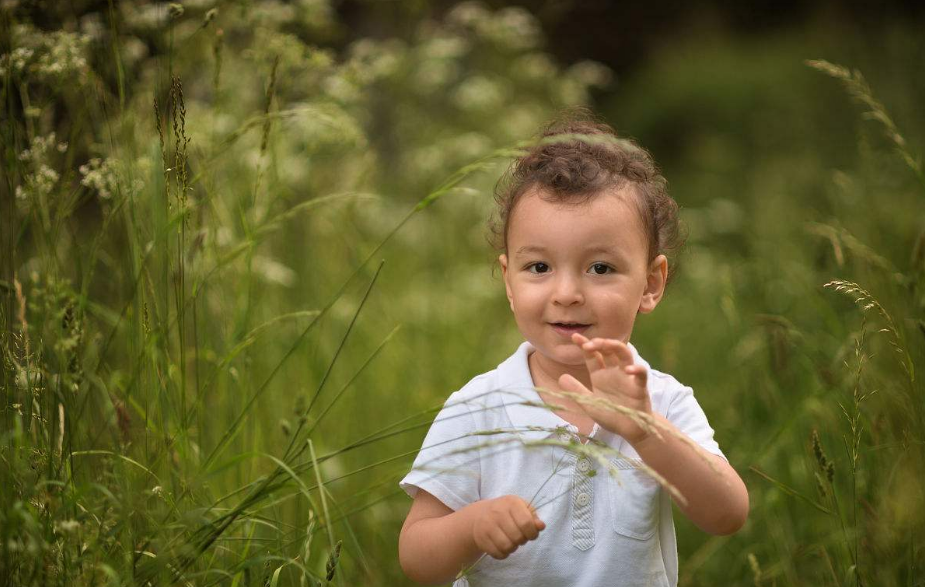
[471,495,546,560]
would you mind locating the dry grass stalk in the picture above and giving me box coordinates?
[13,276,29,359]
[807,59,924,189]
[154,97,170,208]
[170,76,190,218]
[824,279,914,382]
[537,386,724,478]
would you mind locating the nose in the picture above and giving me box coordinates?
[552,271,584,306]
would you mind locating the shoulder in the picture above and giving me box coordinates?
[636,359,694,417]
[443,366,506,412]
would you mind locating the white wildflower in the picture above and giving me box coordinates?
[293,101,366,151]
[122,3,170,30]
[451,132,492,161]
[413,59,461,94]
[79,12,105,41]
[322,72,360,103]
[447,2,491,29]
[79,157,143,202]
[121,37,149,65]
[347,38,404,84]
[33,31,90,79]
[511,53,556,82]
[215,227,233,246]
[250,0,297,26]
[421,35,469,61]
[452,75,508,111]
[568,60,613,88]
[253,255,296,287]
[55,520,80,534]
[484,7,540,50]
[14,134,64,212]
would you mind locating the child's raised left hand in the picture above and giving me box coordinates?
[558,333,653,445]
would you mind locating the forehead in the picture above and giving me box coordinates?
[508,187,648,255]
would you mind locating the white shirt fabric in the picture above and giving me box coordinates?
[400,340,727,587]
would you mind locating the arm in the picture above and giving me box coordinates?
[399,489,545,585]
[631,413,748,535]
[559,333,748,536]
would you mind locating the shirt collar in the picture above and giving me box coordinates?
[498,340,649,440]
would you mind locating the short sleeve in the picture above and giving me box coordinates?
[665,385,727,461]
[399,391,482,511]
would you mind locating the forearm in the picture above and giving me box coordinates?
[399,500,486,585]
[631,413,749,535]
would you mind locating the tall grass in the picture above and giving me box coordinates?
[2,2,924,586]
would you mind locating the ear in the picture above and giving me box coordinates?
[499,253,514,311]
[639,254,668,314]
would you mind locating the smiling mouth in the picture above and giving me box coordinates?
[550,322,591,334]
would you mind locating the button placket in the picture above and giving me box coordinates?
[577,457,591,473]
[570,451,595,550]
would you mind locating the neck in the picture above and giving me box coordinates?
[528,350,592,392]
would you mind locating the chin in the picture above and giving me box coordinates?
[548,348,586,366]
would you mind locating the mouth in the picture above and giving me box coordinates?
[549,322,590,337]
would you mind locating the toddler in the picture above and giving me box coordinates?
[398,112,749,586]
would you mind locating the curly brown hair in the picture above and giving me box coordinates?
[488,109,684,283]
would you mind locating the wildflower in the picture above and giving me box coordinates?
[452,75,508,112]
[568,60,613,88]
[55,520,80,534]
[79,157,143,202]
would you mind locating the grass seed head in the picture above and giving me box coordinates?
[325,540,342,582]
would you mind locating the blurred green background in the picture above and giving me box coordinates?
[2,1,924,585]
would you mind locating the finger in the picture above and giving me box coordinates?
[591,338,621,369]
[499,510,528,546]
[579,340,607,371]
[484,540,506,560]
[527,504,547,531]
[511,504,540,541]
[605,339,634,368]
[624,364,648,391]
[490,527,516,557]
[570,332,590,347]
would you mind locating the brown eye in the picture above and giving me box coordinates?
[590,263,612,275]
[528,262,549,274]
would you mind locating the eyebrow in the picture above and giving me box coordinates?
[514,245,622,257]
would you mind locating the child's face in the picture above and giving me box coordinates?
[499,187,667,371]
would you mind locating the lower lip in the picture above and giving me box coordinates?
[551,324,590,338]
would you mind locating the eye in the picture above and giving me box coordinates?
[527,262,550,274]
[589,263,613,275]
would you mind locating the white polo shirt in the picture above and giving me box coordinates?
[400,341,727,587]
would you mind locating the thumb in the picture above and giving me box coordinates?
[559,373,593,418]
[528,505,546,529]
[558,373,592,396]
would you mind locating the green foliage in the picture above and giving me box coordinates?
[1,1,923,586]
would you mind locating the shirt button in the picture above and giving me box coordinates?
[577,458,591,473]
[575,492,590,507]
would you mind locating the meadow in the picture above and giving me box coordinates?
[1,2,923,585]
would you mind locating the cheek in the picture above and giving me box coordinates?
[509,288,544,317]
[595,290,637,317]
